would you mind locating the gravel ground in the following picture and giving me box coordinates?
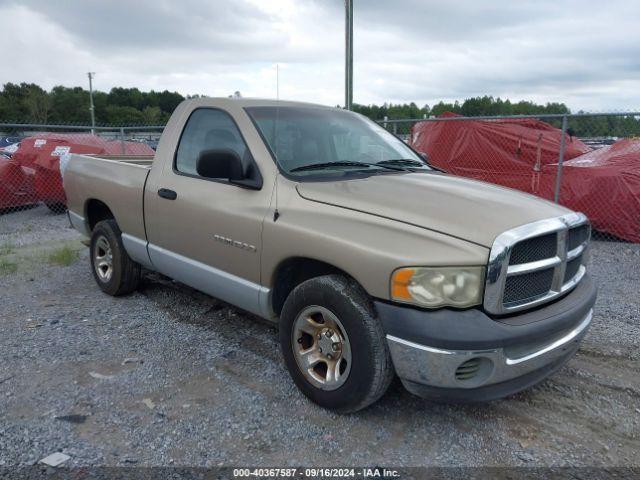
[0,206,639,468]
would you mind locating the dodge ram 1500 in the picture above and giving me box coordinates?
[63,98,597,412]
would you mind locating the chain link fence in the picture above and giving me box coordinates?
[1,114,638,244]
[380,112,640,244]
[0,123,163,214]
[376,112,640,316]
[0,112,638,321]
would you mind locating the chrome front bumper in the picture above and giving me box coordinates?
[387,308,592,392]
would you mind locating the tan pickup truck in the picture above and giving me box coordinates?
[63,98,596,412]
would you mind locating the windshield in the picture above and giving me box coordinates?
[245,106,430,177]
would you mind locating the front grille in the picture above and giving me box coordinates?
[504,268,555,304]
[564,255,582,283]
[509,232,557,265]
[568,225,590,251]
[484,213,590,314]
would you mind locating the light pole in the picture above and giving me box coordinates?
[345,0,353,110]
[87,72,96,134]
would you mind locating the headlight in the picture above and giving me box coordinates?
[391,267,484,308]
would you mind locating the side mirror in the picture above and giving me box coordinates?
[196,149,244,180]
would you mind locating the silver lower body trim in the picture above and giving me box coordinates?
[147,243,272,320]
[68,210,89,237]
[121,234,155,270]
[387,309,592,390]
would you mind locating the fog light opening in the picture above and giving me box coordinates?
[455,358,481,380]
[455,357,494,386]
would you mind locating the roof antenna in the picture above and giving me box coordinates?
[273,177,280,222]
[273,100,281,222]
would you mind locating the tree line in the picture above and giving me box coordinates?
[351,98,640,138]
[0,82,185,126]
[351,97,570,120]
[1,82,638,137]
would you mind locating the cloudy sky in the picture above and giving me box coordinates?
[0,0,638,111]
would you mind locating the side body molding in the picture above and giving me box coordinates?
[78,225,273,321]
[121,234,155,270]
[68,210,90,237]
[147,243,272,321]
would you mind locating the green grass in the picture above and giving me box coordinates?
[47,245,78,266]
[0,243,15,256]
[0,258,18,275]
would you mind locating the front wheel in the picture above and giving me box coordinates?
[90,219,141,296]
[279,275,394,413]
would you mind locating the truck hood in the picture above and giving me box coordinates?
[296,172,571,247]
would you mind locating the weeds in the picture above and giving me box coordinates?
[0,242,15,256]
[47,245,78,266]
[0,258,17,275]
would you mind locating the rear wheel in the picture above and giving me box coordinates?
[90,219,141,296]
[279,274,394,413]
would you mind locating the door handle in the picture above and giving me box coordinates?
[158,188,177,200]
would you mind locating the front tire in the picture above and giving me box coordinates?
[90,219,141,296]
[279,274,394,413]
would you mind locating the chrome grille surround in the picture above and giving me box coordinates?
[484,212,590,315]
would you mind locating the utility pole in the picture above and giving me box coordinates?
[345,0,353,110]
[276,64,280,100]
[87,72,96,134]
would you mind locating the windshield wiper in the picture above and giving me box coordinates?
[290,161,371,172]
[377,158,429,169]
[290,161,404,173]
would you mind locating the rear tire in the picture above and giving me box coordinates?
[90,219,141,296]
[279,274,394,413]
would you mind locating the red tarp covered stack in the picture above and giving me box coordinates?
[410,112,591,199]
[550,139,640,242]
[11,133,154,210]
[0,157,37,210]
[410,114,640,242]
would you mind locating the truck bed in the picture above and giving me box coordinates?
[85,154,155,167]
[63,153,154,240]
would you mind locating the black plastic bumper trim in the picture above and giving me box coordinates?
[375,274,596,350]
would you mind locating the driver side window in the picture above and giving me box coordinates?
[175,108,248,177]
